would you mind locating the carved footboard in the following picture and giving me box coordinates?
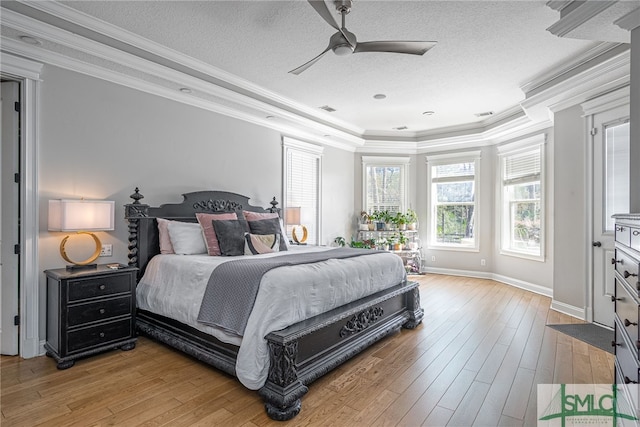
[259,280,423,420]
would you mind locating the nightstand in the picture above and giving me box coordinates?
[44,264,138,369]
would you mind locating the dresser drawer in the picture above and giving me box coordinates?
[67,296,132,327]
[616,249,640,291]
[67,274,132,301]
[632,227,640,253]
[618,224,632,247]
[616,319,640,384]
[67,318,132,353]
[617,279,640,347]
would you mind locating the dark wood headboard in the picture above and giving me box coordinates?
[124,188,280,279]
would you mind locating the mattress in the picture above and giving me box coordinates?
[136,245,407,389]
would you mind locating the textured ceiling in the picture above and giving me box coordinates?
[19,1,603,134]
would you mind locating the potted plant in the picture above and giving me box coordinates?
[382,210,394,230]
[406,209,418,230]
[398,232,408,249]
[394,212,407,231]
[334,236,346,247]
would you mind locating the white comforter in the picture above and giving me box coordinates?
[136,246,406,389]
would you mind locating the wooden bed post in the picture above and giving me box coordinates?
[403,286,424,329]
[124,188,149,271]
[258,338,308,421]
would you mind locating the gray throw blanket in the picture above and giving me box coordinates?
[197,248,381,336]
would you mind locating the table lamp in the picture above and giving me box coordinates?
[48,199,115,270]
[285,206,307,244]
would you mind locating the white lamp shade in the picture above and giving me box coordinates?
[48,200,115,232]
[285,207,301,225]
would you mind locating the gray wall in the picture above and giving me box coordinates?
[552,105,587,308]
[37,65,355,338]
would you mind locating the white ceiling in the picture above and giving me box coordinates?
[1,0,634,146]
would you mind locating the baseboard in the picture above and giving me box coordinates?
[549,300,585,320]
[423,267,553,298]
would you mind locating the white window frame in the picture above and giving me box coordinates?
[497,135,546,261]
[361,156,410,215]
[425,151,481,252]
[282,137,323,245]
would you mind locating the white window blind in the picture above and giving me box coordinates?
[362,156,409,215]
[283,139,323,245]
[499,139,544,260]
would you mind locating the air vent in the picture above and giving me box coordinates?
[475,111,494,118]
[393,126,409,131]
[319,105,336,112]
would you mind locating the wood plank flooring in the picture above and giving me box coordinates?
[1,274,614,426]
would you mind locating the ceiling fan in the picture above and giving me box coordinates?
[289,0,437,75]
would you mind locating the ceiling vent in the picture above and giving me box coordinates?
[319,105,337,112]
[475,111,494,118]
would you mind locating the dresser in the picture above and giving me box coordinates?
[44,265,137,369]
[612,214,640,411]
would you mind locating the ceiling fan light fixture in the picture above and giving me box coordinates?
[332,43,353,56]
[423,110,435,115]
[373,94,387,100]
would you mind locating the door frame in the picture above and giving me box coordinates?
[582,85,630,324]
[1,53,42,358]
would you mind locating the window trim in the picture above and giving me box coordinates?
[425,150,481,252]
[361,156,410,215]
[497,135,546,261]
[282,137,323,245]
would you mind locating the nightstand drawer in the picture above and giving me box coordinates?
[632,227,640,253]
[67,318,132,353]
[618,225,632,247]
[616,319,639,384]
[67,296,132,327]
[68,274,132,301]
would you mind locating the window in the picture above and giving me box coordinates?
[362,156,410,215]
[283,138,323,245]
[604,121,630,232]
[498,137,545,259]
[426,151,480,250]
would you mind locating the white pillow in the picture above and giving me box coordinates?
[167,221,207,255]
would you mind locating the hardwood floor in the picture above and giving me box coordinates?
[1,275,614,426]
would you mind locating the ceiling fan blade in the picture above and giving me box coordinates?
[307,0,356,47]
[354,41,437,55]
[289,46,331,75]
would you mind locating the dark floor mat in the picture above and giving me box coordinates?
[546,323,613,354]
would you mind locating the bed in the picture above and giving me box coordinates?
[124,188,423,420]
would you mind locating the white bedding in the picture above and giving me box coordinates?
[136,245,407,389]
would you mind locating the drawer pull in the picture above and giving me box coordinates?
[624,376,638,384]
[99,308,105,315]
[624,318,637,327]
[633,230,639,236]
[612,258,622,265]
[99,284,106,290]
[624,271,638,279]
[99,332,105,338]
[611,295,621,302]
[612,340,621,347]
[618,226,626,232]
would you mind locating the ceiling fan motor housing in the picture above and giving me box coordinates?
[330,31,355,55]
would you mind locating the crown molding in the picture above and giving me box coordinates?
[615,7,640,31]
[546,1,615,38]
[580,85,630,116]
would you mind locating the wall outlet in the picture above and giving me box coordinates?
[431,256,436,262]
[100,244,113,257]
[481,259,486,266]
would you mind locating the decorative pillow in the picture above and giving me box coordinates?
[166,221,207,255]
[196,212,238,256]
[243,210,290,249]
[245,215,289,251]
[244,233,280,255]
[212,219,249,256]
[156,218,175,254]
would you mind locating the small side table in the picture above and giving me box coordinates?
[44,264,137,369]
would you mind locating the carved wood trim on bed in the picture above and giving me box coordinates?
[124,188,423,421]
